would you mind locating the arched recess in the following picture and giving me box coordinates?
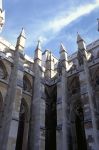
[68,76,80,95]
[70,99,87,150]
[92,68,99,88]
[23,75,31,93]
[0,60,7,79]
[45,85,57,150]
[97,51,99,58]
[91,67,99,112]
[15,98,29,150]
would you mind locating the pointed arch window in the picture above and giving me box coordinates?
[23,75,31,92]
[93,68,99,87]
[97,51,99,58]
[69,76,80,95]
[15,98,29,150]
[0,61,7,79]
[70,100,87,150]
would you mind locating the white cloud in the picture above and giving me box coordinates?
[2,0,99,51]
[26,0,99,48]
[48,2,99,32]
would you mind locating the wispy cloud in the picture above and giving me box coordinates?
[48,2,99,32]
[25,0,99,49]
[1,0,99,53]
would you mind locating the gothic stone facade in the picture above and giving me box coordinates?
[0,3,99,150]
[0,33,99,150]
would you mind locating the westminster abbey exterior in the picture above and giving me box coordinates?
[0,1,99,150]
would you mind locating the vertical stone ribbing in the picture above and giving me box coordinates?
[56,81,62,150]
[83,57,99,150]
[7,57,24,150]
[29,63,44,150]
[61,69,68,150]
[0,49,20,150]
[58,43,69,150]
[77,33,99,150]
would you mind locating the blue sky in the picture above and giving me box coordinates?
[1,0,99,58]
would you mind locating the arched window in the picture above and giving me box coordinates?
[23,75,31,92]
[93,68,99,87]
[70,100,87,150]
[97,51,99,58]
[15,98,29,150]
[0,61,7,79]
[69,76,80,95]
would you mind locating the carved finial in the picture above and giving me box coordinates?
[60,43,67,53]
[77,32,84,43]
[16,28,26,51]
[36,40,41,50]
[20,27,26,37]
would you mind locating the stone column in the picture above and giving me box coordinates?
[29,63,45,150]
[56,78,62,150]
[61,69,68,150]
[7,56,24,150]
[0,28,26,150]
[83,57,99,150]
[0,49,20,150]
[77,33,99,150]
[56,69,69,150]
[57,43,69,150]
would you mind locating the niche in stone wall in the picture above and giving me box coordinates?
[15,98,29,150]
[45,85,57,150]
[0,61,7,79]
[23,75,31,93]
[92,67,99,88]
[70,99,87,150]
[68,76,80,95]
[91,67,99,112]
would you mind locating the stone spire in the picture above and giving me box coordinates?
[77,33,86,51]
[0,0,5,31]
[59,43,68,68]
[16,28,26,51]
[34,40,42,66]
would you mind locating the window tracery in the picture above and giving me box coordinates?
[97,51,99,58]
[23,75,31,92]
[70,99,87,150]
[93,68,99,88]
[69,76,80,95]
[0,61,7,79]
